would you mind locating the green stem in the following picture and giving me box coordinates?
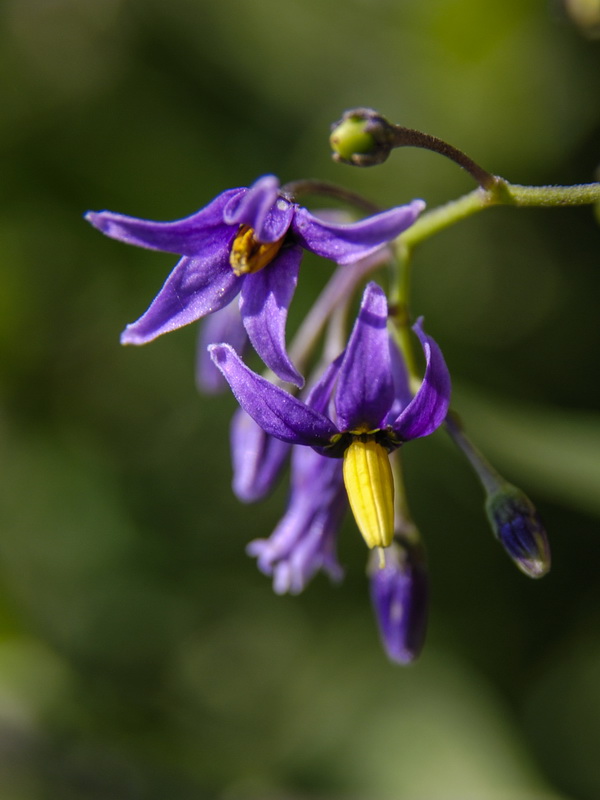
[388,177,600,390]
[389,127,499,190]
[505,182,600,206]
[388,246,420,380]
[399,179,600,250]
[444,412,504,495]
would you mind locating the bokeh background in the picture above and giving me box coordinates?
[1,0,600,798]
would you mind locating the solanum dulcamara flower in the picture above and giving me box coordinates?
[210,282,451,558]
[86,175,425,387]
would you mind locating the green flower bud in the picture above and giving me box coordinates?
[330,117,377,162]
[329,108,395,167]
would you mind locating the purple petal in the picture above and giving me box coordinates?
[121,253,242,345]
[209,344,338,446]
[370,540,429,664]
[223,175,294,243]
[240,246,304,387]
[247,447,346,594]
[390,318,451,440]
[335,282,394,431]
[230,409,291,503]
[85,189,242,255]
[291,199,425,265]
[196,303,248,394]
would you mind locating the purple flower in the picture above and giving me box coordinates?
[369,538,429,664]
[210,282,451,553]
[86,175,425,387]
[247,446,346,595]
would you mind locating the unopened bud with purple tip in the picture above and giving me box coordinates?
[485,484,551,579]
[445,412,551,579]
[369,537,429,665]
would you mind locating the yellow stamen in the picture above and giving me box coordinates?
[342,438,394,550]
[229,225,285,276]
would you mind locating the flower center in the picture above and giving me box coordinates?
[342,434,395,553]
[229,225,285,276]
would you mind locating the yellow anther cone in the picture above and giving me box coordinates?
[229,225,285,276]
[342,439,394,550]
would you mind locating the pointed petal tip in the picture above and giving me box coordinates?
[386,647,421,666]
[363,280,387,302]
[283,370,305,389]
[85,210,105,230]
[266,352,305,389]
[250,174,281,191]
[208,342,231,366]
[120,326,145,346]
[409,198,427,216]
[120,321,168,346]
[412,315,425,332]
[84,210,127,241]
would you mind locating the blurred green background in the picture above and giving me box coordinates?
[1,0,599,798]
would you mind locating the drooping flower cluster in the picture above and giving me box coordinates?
[87,165,551,664]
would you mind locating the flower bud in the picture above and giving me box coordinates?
[329,108,395,167]
[369,538,428,664]
[485,484,551,579]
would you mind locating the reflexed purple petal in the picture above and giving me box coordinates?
[121,253,242,345]
[223,175,293,243]
[370,540,429,664]
[230,409,291,503]
[247,447,346,594]
[291,199,425,265]
[209,344,338,445]
[85,189,242,255]
[195,303,248,394]
[390,318,451,440]
[240,246,304,387]
[335,283,394,431]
